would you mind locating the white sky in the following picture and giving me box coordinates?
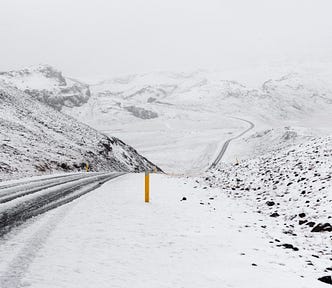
[0,0,331,82]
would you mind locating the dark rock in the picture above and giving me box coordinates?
[306,221,316,227]
[311,223,332,233]
[318,276,332,285]
[266,201,275,206]
[299,213,306,218]
[181,197,187,201]
[280,243,299,251]
[270,212,280,217]
[326,267,332,272]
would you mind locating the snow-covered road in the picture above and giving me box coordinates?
[0,172,124,236]
[0,174,326,287]
[208,117,255,170]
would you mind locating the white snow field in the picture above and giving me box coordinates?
[0,174,327,288]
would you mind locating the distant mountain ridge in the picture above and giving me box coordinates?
[2,66,331,121]
[80,70,332,125]
[0,64,91,110]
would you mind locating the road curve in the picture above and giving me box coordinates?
[0,172,124,236]
[208,117,254,170]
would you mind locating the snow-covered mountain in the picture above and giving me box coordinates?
[0,83,160,181]
[3,66,331,125]
[86,70,332,121]
[0,65,90,110]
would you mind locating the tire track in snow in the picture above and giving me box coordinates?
[0,202,72,288]
[0,173,104,203]
[0,173,85,191]
[0,176,121,288]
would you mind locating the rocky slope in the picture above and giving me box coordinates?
[0,84,160,181]
[0,65,90,110]
[200,136,332,284]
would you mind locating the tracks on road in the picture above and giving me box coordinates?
[208,117,254,170]
[0,172,124,236]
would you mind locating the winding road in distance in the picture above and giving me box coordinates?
[208,117,255,170]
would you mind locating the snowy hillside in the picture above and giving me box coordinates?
[200,136,332,280]
[0,65,90,110]
[0,84,160,181]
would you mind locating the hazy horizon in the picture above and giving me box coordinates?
[1,0,332,84]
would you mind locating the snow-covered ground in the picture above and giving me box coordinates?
[202,135,332,284]
[0,173,328,288]
[1,65,331,287]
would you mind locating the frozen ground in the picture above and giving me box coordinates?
[0,174,328,288]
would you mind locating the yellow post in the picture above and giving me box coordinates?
[86,163,89,172]
[145,171,150,203]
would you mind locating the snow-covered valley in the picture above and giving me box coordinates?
[0,65,331,287]
[64,69,332,173]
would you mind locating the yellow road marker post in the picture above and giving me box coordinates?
[145,171,150,203]
[85,163,89,172]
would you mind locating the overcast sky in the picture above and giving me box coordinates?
[0,0,331,82]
